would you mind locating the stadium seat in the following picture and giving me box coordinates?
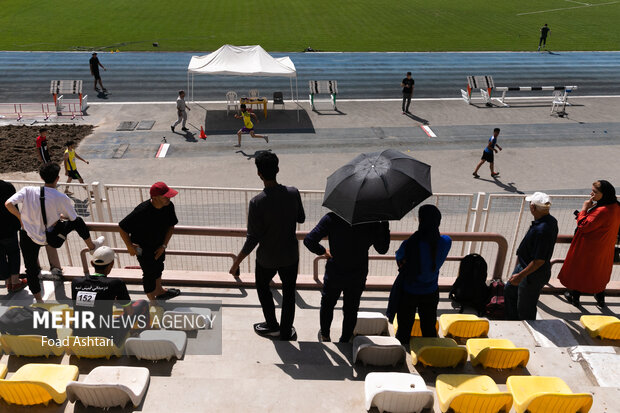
[439,314,489,339]
[0,364,6,379]
[353,336,406,366]
[162,307,212,331]
[66,336,124,359]
[410,337,467,368]
[506,376,593,413]
[466,338,529,369]
[436,374,513,413]
[0,335,64,357]
[580,315,620,340]
[67,366,150,408]
[394,313,439,337]
[353,311,388,336]
[365,372,434,413]
[0,364,78,405]
[125,330,187,361]
[31,303,73,324]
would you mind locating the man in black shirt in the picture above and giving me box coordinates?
[229,152,305,340]
[401,72,415,114]
[538,24,550,51]
[72,246,132,344]
[89,52,107,92]
[304,213,390,342]
[119,182,181,302]
[504,192,558,320]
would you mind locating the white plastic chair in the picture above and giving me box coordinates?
[365,373,434,413]
[67,366,150,408]
[226,91,238,115]
[551,91,566,113]
[248,89,260,110]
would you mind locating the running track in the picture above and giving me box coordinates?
[0,51,619,102]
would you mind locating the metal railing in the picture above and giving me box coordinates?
[76,223,508,288]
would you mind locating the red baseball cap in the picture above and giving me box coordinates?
[150,182,178,198]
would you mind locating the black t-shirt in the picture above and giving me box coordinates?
[516,214,558,272]
[119,200,178,249]
[540,27,550,38]
[89,56,100,72]
[0,180,20,239]
[402,78,415,94]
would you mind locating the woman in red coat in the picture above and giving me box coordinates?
[559,180,620,307]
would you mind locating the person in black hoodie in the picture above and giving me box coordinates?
[304,213,390,342]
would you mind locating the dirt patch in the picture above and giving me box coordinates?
[0,124,93,173]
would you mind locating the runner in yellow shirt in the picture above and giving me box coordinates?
[63,140,89,194]
[234,104,269,147]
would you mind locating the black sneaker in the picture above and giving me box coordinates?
[318,330,331,342]
[181,127,189,132]
[156,288,181,300]
[279,326,297,341]
[254,322,280,337]
[171,125,175,132]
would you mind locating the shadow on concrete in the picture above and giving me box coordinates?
[69,355,176,376]
[312,108,346,116]
[405,112,429,125]
[525,319,582,347]
[474,175,524,194]
[205,109,315,135]
[235,149,272,160]
[417,362,531,386]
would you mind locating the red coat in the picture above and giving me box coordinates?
[558,203,620,293]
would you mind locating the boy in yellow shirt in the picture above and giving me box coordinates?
[63,140,89,194]
[234,104,269,147]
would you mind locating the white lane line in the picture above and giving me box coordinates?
[565,0,591,5]
[155,143,170,158]
[420,125,437,138]
[517,1,618,15]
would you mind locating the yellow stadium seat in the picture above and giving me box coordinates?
[439,314,489,339]
[410,337,467,367]
[31,303,73,324]
[467,338,529,369]
[0,364,7,379]
[506,376,593,413]
[436,374,513,413]
[394,314,439,337]
[0,335,64,357]
[66,336,124,359]
[580,315,620,340]
[0,364,78,405]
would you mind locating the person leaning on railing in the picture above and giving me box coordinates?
[119,182,181,303]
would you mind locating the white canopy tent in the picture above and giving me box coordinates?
[187,44,299,116]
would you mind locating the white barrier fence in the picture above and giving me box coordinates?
[7,180,617,282]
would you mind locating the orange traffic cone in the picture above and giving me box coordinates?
[199,126,207,139]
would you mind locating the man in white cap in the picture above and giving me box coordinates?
[504,192,558,320]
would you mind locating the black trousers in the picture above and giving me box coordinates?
[402,92,412,112]
[539,36,547,47]
[136,249,165,294]
[394,289,439,346]
[20,218,92,295]
[320,273,366,341]
[255,260,298,337]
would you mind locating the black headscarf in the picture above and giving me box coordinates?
[595,180,619,207]
[403,204,442,276]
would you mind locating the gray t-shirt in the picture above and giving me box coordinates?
[176,97,186,112]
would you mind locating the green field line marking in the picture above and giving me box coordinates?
[518,1,619,16]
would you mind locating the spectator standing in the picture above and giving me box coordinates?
[63,140,90,194]
[36,128,51,164]
[538,24,550,51]
[401,72,415,114]
[304,213,390,342]
[559,180,620,307]
[234,104,268,147]
[171,90,190,132]
[119,182,181,302]
[473,128,502,178]
[504,192,558,320]
[387,205,452,345]
[0,180,27,293]
[229,152,305,341]
[4,163,104,302]
[89,52,107,92]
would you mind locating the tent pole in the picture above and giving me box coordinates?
[187,72,190,102]
[295,77,299,122]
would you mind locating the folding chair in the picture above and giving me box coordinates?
[273,91,285,110]
[226,91,239,115]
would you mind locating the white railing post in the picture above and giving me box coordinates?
[91,182,105,222]
[468,192,486,254]
[505,196,528,278]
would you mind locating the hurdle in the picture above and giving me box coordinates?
[0,102,56,121]
[50,80,88,116]
[309,80,338,111]
[461,76,577,108]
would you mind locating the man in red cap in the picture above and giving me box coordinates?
[119,182,181,302]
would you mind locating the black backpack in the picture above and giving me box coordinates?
[0,306,58,339]
[449,253,490,316]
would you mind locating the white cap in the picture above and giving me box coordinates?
[526,192,552,208]
[91,246,116,266]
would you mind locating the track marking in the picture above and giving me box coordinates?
[155,143,170,158]
[517,1,618,15]
[420,125,437,138]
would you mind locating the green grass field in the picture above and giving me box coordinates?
[1,0,619,51]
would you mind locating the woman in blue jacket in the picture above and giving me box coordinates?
[387,205,452,345]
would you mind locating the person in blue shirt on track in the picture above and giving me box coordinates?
[387,205,452,346]
[473,127,502,178]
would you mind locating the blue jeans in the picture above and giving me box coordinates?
[504,262,551,320]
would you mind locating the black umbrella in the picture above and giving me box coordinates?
[323,149,432,224]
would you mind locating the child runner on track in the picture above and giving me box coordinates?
[63,140,90,194]
[473,128,502,178]
[234,104,268,147]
